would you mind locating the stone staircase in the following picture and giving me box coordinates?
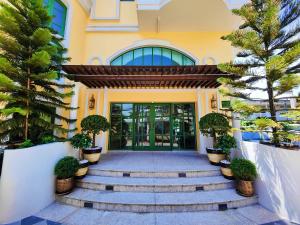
[56,152,258,213]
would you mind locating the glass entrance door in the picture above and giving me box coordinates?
[109,103,196,151]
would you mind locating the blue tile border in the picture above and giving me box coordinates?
[3,216,62,225]
[261,220,297,225]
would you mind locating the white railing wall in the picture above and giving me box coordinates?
[239,141,300,224]
[0,142,75,224]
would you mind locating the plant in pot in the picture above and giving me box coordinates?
[70,133,92,179]
[230,158,258,197]
[81,115,110,165]
[54,156,79,195]
[199,113,230,165]
[216,134,237,179]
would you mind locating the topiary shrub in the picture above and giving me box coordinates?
[199,113,230,146]
[81,115,110,148]
[230,158,257,181]
[216,134,237,160]
[54,156,79,179]
[70,133,92,159]
[40,135,56,144]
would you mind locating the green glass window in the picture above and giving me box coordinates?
[111,47,196,66]
[44,0,67,37]
[221,101,231,109]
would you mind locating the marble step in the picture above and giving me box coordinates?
[56,188,258,213]
[76,175,234,192]
[88,167,221,178]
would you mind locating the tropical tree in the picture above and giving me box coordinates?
[0,0,75,143]
[218,0,300,144]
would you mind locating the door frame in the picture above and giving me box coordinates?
[108,102,197,151]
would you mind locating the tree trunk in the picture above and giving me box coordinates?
[92,133,96,148]
[266,80,279,144]
[24,73,30,140]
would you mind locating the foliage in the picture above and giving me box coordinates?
[70,133,92,149]
[199,113,230,146]
[230,158,258,181]
[216,135,237,160]
[81,115,110,148]
[230,99,261,118]
[0,0,75,143]
[19,139,33,148]
[218,0,300,144]
[40,135,56,144]
[54,156,79,179]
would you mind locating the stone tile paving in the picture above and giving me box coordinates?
[90,151,217,172]
[3,203,288,225]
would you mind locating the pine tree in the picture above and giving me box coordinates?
[0,0,75,143]
[218,0,300,144]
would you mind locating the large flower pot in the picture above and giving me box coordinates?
[236,180,255,197]
[56,177,74,195]
[220,160,234,180]
[75,160,89,179]
[206,148,225,166]
[83,147,102,165]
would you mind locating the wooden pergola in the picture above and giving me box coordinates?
[62,65,236,88]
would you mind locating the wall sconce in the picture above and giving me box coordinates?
[89,94,95,110]
[211,95,217,110]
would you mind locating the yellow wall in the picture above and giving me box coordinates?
[62,0,234,151]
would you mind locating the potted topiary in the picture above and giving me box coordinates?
[81,115,110,165]
[216,134,237,179]
[54,156,79,195]
[70,133,92,179]
[230,158,258,197]
[199,113,230,165]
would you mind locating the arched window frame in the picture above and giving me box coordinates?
[111,47,196,66]
[44,0,67,37]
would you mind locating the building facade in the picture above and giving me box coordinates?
[50,0,246,153]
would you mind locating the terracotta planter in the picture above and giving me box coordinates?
[236,180,255,197]
[220,160,234,180]
[83,147,102,165]
[56,177,74,195]
[75,160,89,179]
[206,148,225,166]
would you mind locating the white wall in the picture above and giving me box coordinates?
[239,141,300,224]
[0,142,75,224]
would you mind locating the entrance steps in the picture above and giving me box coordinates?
[56,152,258,213]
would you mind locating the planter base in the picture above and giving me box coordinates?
[83,147,102,165]
[236,180,254,197]
[223,174,235,180]
[75,161,89,179]
[56,177,74,195]
[206,148,225,166]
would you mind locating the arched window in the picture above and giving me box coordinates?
[111,47,195,66]
[44,0,67,37]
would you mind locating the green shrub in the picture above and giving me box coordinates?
[40,135,56,144]
[81,115,110,147]
[54,156,79,179]
[70,133,92,149]
[199,113,230,146]
[230,158,257,181]
[19,139,34,148]
[216,135,237,160]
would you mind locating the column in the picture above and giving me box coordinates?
[197,88,206,154]
[68,82,80,138]
[54,77,64,137]
[84,90,89,118]
[232,112,242,149]
[100,87,108,153]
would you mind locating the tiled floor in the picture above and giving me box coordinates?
[3,203,293,225]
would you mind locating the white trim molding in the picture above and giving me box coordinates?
[90,0,120,20]
[86,25,139,32]
[60,0,72,49]
[106,39,200,65]
[137,0,171,10]
[78,0,93,13]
